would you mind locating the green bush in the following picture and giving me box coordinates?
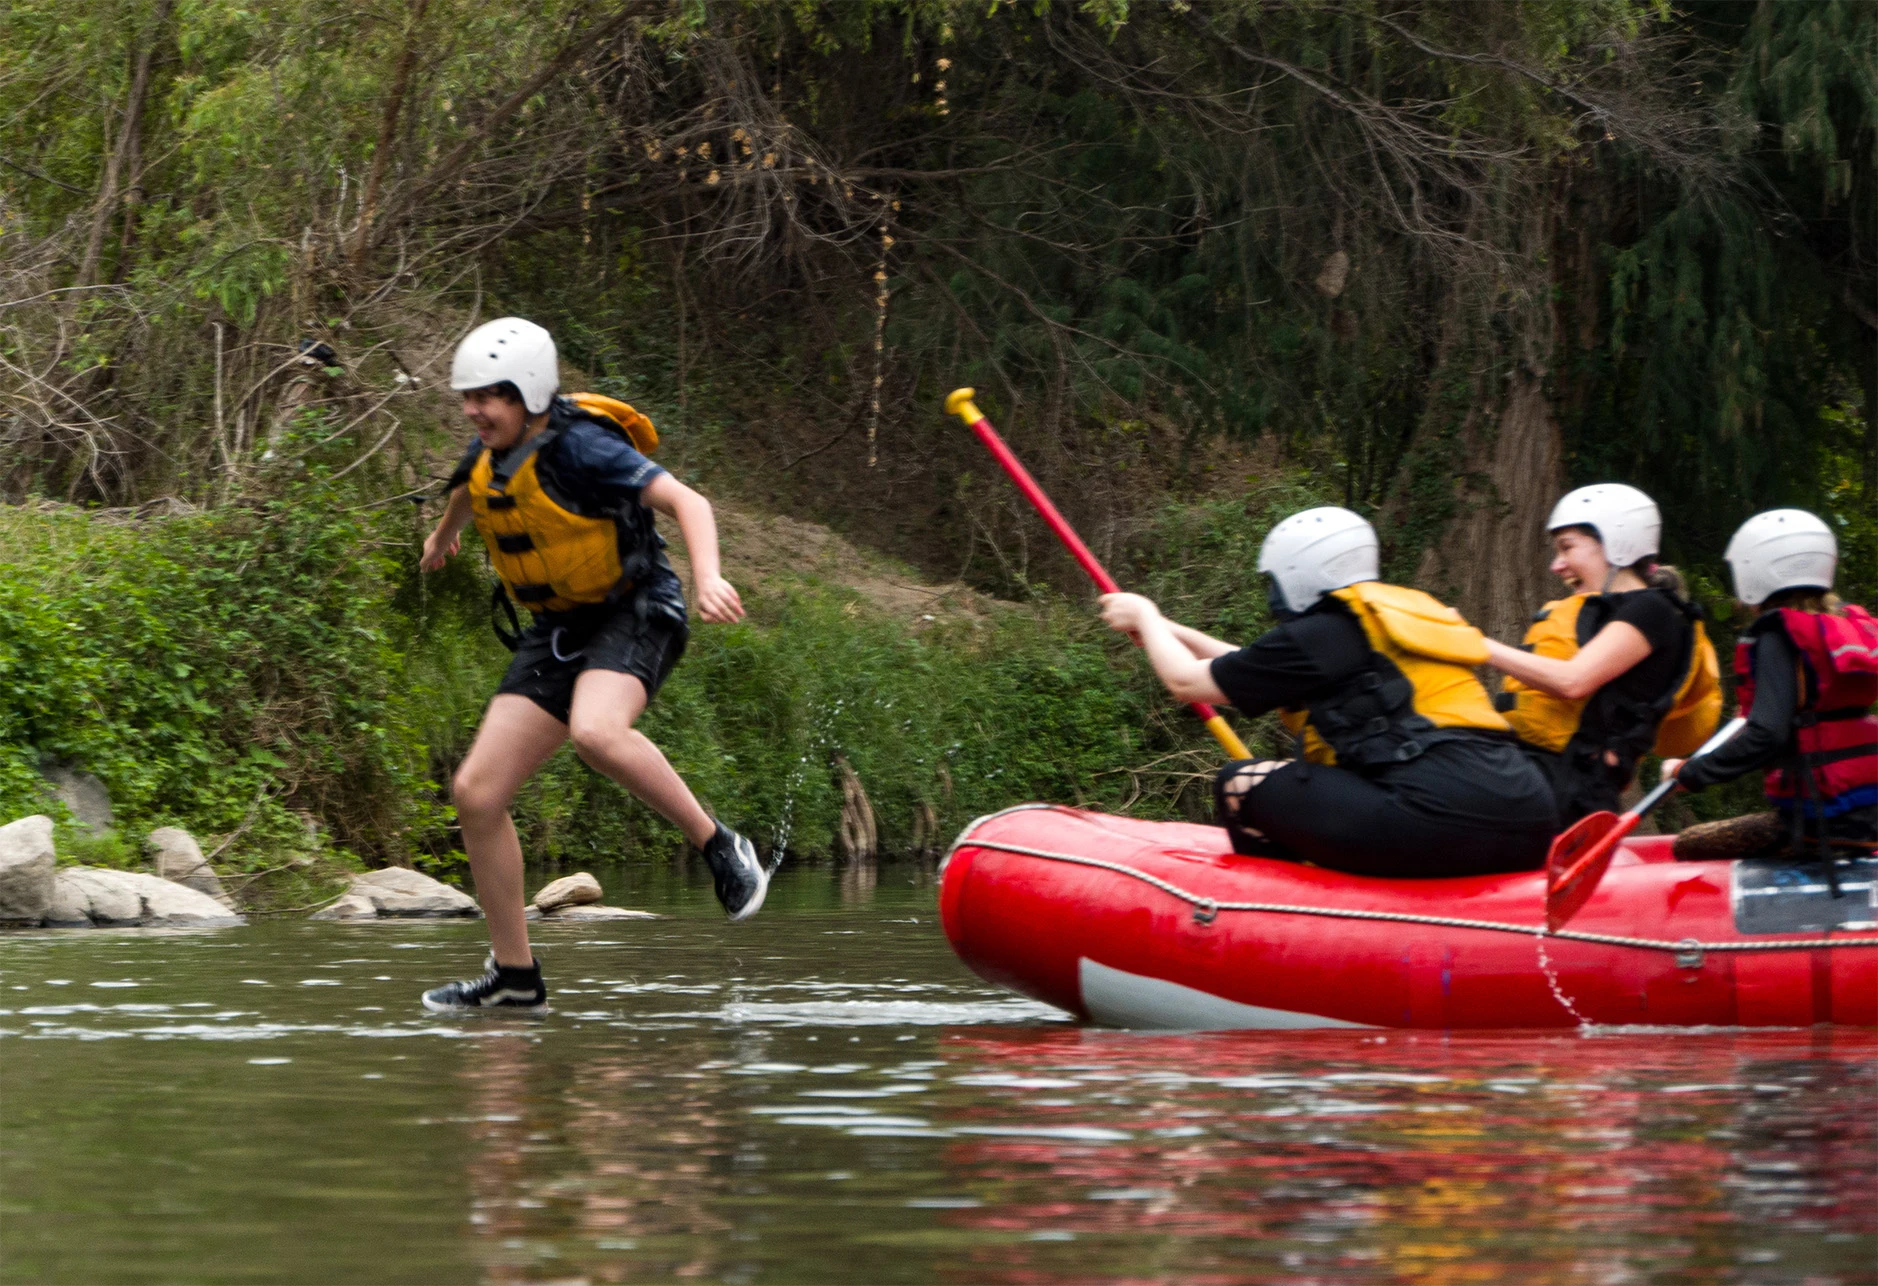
[0,497,442,868]
[0,491,1249,871]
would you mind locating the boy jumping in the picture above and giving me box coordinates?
[417,317,766,1011]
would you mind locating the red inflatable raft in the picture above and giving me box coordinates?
[940,805,1878,1030]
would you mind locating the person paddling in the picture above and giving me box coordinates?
[1486,485,1720,826]
[417,318,767,1012]
[1662,509,1877,861]
[1098,506,1558,877]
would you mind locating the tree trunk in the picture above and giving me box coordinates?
[1414,370,1565,642]
[350,0,431,268]
[78,0,173,288]
[1408,194,1566,641]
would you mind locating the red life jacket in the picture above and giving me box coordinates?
[1733,604,1878,813]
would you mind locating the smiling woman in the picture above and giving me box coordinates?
[1488,485,1720,827]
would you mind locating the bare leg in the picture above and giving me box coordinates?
[566,669,716,848]
[1220,759,1291,839]
[453,695,568,967]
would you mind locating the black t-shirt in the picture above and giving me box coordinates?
[1208,602,1370,717]
[1580,588,1689,710]
[1208,601,1553,827]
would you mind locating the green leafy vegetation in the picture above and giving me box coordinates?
[0,482,1327,870]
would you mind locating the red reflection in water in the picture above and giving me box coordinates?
[929,1028,1877,1286]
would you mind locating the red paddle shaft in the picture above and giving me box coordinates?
[945,388,1251,760]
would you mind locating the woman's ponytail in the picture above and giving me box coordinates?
[1635,558,1688,602]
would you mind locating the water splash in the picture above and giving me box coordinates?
[768,697,844,874]
[1534,930,1591,1029]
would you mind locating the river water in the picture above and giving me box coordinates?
[2,858,1872,1285]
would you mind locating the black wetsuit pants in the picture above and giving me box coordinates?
[1216,736,1559,879]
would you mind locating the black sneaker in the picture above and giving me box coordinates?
[421,954,548,1013]
[702,822,768,921]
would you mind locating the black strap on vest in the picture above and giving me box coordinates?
[486,426,560,492]
[1304,658,1436,769]
[1802,741,1878,767]
[490,584,523,653]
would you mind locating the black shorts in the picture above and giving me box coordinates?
[496,605,688,725]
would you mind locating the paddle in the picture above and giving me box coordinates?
[945,387,1252,760]
[1544,716,1748,930]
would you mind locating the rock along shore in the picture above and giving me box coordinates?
[0,816,243,928]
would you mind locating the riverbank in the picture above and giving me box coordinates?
[0,486,1308,888]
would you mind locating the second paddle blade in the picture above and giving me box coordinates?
[1545,810,1621,932]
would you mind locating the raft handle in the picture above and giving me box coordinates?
[1192,898,1219,926]
[1675,938,1705,970]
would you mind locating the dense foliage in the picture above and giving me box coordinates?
[1,1,1868,865]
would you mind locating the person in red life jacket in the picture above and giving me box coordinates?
[1663,509,1878,861]
[1098,507,1558,877]
[1484,484,1720,827]
[414,319,769,1012]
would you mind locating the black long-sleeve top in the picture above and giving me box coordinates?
[1677,625,1800,791]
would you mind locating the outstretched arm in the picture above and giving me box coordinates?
[1099,593,1230,706]
[1670,632,1796,790]
[1166,620,1239,660]
[1484,622,1652,700]
[642,473,744,623]
[420,486,473,572]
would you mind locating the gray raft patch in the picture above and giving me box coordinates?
[1731,856,1877,935]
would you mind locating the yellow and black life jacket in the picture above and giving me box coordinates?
[1277,582,1511,769]
[1497,590,1720,761]
[465,394,660,618]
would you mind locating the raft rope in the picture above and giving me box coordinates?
[955,838,1878,955]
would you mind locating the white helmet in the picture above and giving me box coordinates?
[450,318,559,414]
[1546,483,1661,569]
[1724,508,1836,607]
[1257,506,1380,613]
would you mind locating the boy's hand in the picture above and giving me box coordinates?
[420,527,460,572]
[696,574,745,624]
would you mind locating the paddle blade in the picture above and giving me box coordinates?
[1545,810,1626,931]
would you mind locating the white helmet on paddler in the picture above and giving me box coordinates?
[451,317,559,414]
[1723,508,1837,607]
[1546,483,1660,570]
[1257,506,1379,614]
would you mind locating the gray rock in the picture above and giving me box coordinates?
[49,868,143,925]
[532,872,603,912]
[540,904,659,922]
[138,874,245,925]
[0,815,57,924]
[346,867,480,918]
[46,867,243,927]
[309,892,379,921]
[42,764,114,832]
[44,872,96,927]
[146,827,232,905]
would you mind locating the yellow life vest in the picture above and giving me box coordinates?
[1276,582,1511,768]
[1498,592,1720,758]
[464,395,658,615]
